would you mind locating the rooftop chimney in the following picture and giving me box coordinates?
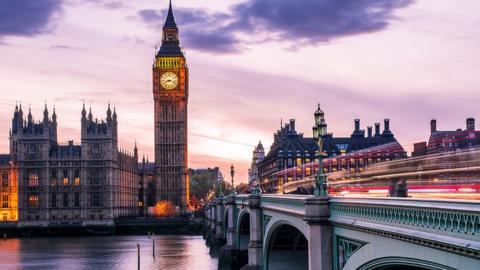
[384,119,390,133]
[289,119,295,132]
[466,118,475,131]
[374,123,380,136]
[354,119,360,132]
[367,126,372,138]
[430,119,437,133]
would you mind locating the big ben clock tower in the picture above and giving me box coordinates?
[153,1,189,211]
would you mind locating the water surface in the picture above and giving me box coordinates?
[0,235,217,270]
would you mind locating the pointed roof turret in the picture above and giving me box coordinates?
[52,106,57,121]
[163,0,177,29]
[107,103,112,120]
[88,107,93,121]
[43,103,49,120]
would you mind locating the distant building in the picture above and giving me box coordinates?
[259,108,406,193]
[412,142,427,157]
[248,141,265,185]
[5,104,140,225]
[425,118,480,154]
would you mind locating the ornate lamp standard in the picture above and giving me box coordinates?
[312,104,328,197]
[230,164,236,195]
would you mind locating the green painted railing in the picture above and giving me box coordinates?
[330,197,480,236]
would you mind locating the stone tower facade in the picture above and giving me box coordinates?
[153,1,189,210]
[9,104,139,225]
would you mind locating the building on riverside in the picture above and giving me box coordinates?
[0,155,17,221]
[153,1,189,211]
[424,118,480,154]
[258,108,407,193]
[248,141,265,186]
[6,104,140,225]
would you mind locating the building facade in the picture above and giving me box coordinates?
[425,118,480,154]
[153,2,189,211]
[7,104,139,225]
[0,155,17,222]
[258,109,406,193]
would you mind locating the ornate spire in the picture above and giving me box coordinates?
[52,106,57,121]
[88,107,93,121]
[28,106,32,123]
[134,141,138,157]
[107,102,112,120]
[81,102,86,119]
[43,103,49,120]
[163,0,177,29]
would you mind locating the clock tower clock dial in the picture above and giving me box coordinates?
[152,0,189,211]
[160,72,178,90]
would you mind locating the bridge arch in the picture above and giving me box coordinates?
[264,220,308,270]
[357,257,455,270]
[236,209,250,251]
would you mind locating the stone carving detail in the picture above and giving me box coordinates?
[24,144,41,160]
[263,214,272,233]
[87,143,104,159]
[337,237,365,269]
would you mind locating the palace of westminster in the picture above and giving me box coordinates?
[0,2,189,224]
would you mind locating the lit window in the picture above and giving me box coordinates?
[2,195,9,208]
[28,194,39,207]
[74,178,81,186]
[28,173,39,186]
[63,178,69,186]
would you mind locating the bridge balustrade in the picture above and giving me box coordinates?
[204,195,480,270]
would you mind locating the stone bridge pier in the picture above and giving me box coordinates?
[204,194,480,270]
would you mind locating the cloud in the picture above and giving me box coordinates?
[231,0,413,44]
[138,0,413,53]
[0,0,62,38]
[138,8,241,53]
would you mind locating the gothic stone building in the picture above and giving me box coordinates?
[248,141,265,186]
[9,104,139,225]
[153,2,189,210]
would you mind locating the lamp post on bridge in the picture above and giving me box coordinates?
[230,164,236,195]
[312,104,328,197]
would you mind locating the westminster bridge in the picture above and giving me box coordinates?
[203,194,480,270]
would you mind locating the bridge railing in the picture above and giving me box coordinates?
[330,197,480,257]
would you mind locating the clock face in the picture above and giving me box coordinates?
[160,72,178,90]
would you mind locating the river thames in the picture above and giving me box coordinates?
[0,235,217,270]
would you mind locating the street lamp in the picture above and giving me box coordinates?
[230,164,236,195]
[312,104,328,197]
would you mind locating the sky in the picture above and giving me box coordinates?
[1,0,480,182]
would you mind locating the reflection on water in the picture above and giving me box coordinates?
[0,235,217,270]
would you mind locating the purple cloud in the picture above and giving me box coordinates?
[232,0,413,43]
[138,0,413,53]
[138,8,240,53]
[0,0,62,37]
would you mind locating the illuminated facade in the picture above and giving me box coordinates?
[153,2,189,211]
[259,112,406,193]
[8,104,140,225]
[425,118,480,154]
[0,155,17,221]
